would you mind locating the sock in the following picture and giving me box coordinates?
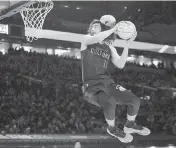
[106,118,115,127]
[127,114,137,122]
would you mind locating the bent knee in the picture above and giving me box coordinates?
[130,96,140,107]
[102,97,116,109]
[97,92,116,109]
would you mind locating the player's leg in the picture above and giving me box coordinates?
[83,90,133,143]
[108,84,151,136]
[83,91,101,107]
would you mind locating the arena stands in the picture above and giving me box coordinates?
[0,47,175,136]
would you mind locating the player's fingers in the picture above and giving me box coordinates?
[126,31,137,45]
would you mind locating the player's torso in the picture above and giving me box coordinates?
[81,43,112,82]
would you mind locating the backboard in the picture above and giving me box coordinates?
[0,0,54,42]
[0,1,18,11]
[0,1,36,20]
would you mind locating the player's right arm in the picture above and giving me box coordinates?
[111,31,137,69]
[81,24,119,51]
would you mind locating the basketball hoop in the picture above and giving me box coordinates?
[20,0,54,42]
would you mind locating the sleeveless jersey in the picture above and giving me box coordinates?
[81,43,112,82]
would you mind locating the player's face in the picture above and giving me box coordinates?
[90,23,101,35]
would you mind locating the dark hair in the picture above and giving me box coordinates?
[87,19,101,34]
[88,19,116,41]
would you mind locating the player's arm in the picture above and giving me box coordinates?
[111,31,137,69]
[83,24,119,46]
[110,45,128,69]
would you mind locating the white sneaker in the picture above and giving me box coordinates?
[124,121,151,136]
[107,126,133,143]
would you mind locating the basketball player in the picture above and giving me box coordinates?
[81,15,150,143]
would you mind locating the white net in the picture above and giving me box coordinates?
[20,0,54,42]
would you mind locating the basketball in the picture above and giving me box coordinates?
[115,21,136,40]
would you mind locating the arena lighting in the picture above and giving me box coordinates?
[64,5,68,8]
[139,55,144,58]
[148,146,156,148]
[127,56,135,62]
[76,7,81,10]
[124,6,127,9]
[168,144,175,148]
[74,142,81,148]
[153,58,159,67]
[130,54,135,57]
[138,9,141,11]
[174,46,176,52]
[0,49,5,55]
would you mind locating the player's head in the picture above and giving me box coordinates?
[88,15,117,43]
[88,19,102,35]
[88,15,116,35]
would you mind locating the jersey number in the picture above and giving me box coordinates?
[103,60,108,68]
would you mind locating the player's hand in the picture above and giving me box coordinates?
[114,23,120,30]
[126,31,137,45]
[113,23,121,34]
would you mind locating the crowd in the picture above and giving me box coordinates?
[0,47,175,135]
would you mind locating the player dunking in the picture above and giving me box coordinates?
[81,15,150,143]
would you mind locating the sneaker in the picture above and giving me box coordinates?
[107,125,133,143]
[124,121,151,136]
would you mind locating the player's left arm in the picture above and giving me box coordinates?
[110,31,137,69]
